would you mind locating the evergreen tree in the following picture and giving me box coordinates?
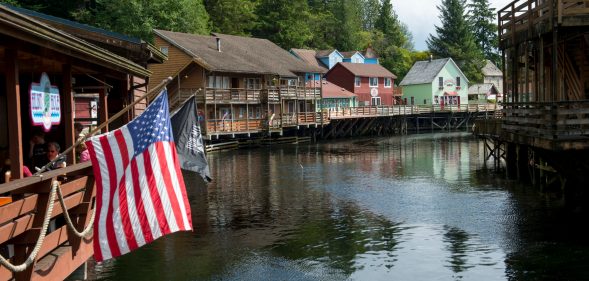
[427,0,484,82]
[205,0,257,36]
[72,0,210,41]
[375,0,406,47]
[361,0,381,31]
[468,0,500,66]
[307,0,338,49]
[254,0,313,49]
[330,0,366,51]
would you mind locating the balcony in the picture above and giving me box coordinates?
[204,88,261,104]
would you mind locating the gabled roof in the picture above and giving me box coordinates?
[290,49,328,73]
[481,60,502,76]
[326,62,397,78]
[468,83,499,95]
[0,4,150,77]
[307,80,356,98]
[316,49,343,58]
[339,51,365,59]
[363,47,379,59]
[155,30,323,77]
[399,58,468,86]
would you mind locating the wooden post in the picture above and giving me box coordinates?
[5,49,23,180]
[99,85,108,133]
[62,64,75,165]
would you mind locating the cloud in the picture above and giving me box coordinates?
[394,0,514,51]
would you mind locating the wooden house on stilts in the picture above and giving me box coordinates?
[149,30,326,140]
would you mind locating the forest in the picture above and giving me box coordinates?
[2,0,499,82]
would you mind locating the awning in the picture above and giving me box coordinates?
[444,91,458,96]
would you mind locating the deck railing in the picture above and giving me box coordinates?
[502,101,589,140]
[0,162,95,281]
[206,118,264,134]
[327,103,500,119]
[204,88,261,103]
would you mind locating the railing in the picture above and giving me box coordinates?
[498,0,589,47]
[502,101,589,140]
[204,88,261,103]
[0,162,95,280]
[206,118,264,134]
[278,86,321,100]
[327,103,500,119]
[260,88,280,104]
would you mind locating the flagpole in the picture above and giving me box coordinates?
[34,77,174,175]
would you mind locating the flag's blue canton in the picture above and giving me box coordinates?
[127,91,174,157]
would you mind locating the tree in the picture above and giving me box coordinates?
[427,0,484,82]
[72,0,210,41]
[468,0,500,66]
[330,0,366,51]
[205,0,257,36]
[375,0,406,47]
[361,0,381,31]
[254,0,313,49]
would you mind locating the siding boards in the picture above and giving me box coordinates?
[148,36,194,89]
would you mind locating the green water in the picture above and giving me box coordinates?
[85,132,589,281]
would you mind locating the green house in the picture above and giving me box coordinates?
[399,58,469,107]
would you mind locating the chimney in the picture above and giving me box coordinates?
[429,54,433,62]
[216,37,221,52]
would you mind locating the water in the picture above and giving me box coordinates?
[85,132,589,281]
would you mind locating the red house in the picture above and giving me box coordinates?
[325,62,397,106]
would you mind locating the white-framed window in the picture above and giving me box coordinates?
[355,76,361,87]
[245,78,261,89]
[384,77,392,88]
[208,76,230,89]
[160,46,169,55]
[369,77,378,87]
[371,96,381,105]
[456,77,461,87]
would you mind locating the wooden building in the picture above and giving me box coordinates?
[0,4,158,280]
[149,30,325,139]
[325,62,398,106]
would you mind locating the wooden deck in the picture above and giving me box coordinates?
[0,163,95,281]
[499,0,589,48]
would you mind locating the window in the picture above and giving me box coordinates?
[384,78,392,88]
[456,77,461,87]
[371,97,381,105]
[208,76,229,88]
[438,77,443,87]
[160,46,168,55]
[355,77,361,87]
[245,78,261,90]
[369,77,378,87]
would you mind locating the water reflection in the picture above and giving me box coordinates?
[85,132,589,281]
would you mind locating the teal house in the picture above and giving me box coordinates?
[399,58,469,107]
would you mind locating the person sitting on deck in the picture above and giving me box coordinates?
[45,142,66,171]
[28,130,47,170]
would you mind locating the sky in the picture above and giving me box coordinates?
[395,0,514,50]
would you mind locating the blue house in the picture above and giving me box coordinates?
[362,47,379,64]
[315,49,344,69]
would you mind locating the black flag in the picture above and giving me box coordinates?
[170,95,212,182]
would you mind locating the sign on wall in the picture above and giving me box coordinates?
[30,72,61,131]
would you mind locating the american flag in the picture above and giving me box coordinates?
[86,90,192,262]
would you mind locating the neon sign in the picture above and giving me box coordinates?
[30,73,61,131]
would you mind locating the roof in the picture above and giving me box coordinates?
[339,51,364,59]
[6,4,166,64]
[307,80,356,98]
[468,83,499,94]
[155,30,323,77]
[481,60,502,76]
[316,49,336,57]
[290,49,328,73]
[363,47,378,59]
[326,62,397,78]
[399,58,468,86]
[0,4,150,77]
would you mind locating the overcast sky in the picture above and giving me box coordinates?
[395,0,514,50]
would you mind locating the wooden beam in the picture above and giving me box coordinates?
[62,64,75,165]
[99,85,108,133]
[5,49,23,180]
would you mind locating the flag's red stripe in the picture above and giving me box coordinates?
[131,157,154,244]
[169,143,192,229]
[143,148,171,235]
[114,131,138,250]
[155,142,184,230]
[99,136,121,258]
[86,140,104,262]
